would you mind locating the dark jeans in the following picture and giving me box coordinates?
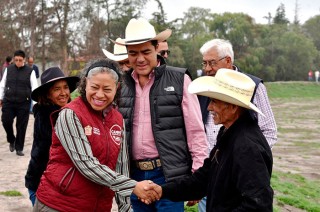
[130,167,184,212]
[1,100,30,151]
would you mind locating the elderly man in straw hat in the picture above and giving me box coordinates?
[102,37,131,72]
[197,39,277,212]
[115,18,208,211]
[150,68,273,211]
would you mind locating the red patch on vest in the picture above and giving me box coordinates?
[110,124,122,145]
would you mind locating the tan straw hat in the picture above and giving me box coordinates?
[102,38,128,61]
[188,68,264,116]
[112,18,172,45]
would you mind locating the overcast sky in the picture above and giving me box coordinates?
[142,0,320,24]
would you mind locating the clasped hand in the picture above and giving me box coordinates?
[132,180,162,204]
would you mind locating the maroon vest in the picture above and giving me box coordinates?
[36,97,123,212]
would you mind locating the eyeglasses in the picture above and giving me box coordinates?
[118,60,130,67]
[159,50,170,57]
[201,56,226,69]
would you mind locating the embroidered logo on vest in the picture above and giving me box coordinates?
[84,125,92,135]
[93,127,100,135]
[110,124,122,145]
[164,86,175,92]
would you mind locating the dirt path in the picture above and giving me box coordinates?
[0,112,33,212]
[0,98,319,211]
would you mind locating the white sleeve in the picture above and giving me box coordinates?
[0,68,7,100]
[30,70,39,91]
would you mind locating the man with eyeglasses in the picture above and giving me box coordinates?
[157,40,170,59]
[197,39,277,212]
[0,50,38,156]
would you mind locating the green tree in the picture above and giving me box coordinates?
[303,15,320,51]
[251,24,317,81]
[273,3,289,25]
[209,12,256,59]
[179,7,213,75]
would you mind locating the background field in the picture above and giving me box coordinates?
[1,82,319,212]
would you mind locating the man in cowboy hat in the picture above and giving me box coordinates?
[102,38,131,72]
[116,17,208,211]
[197,39,277,212]
[150,68,274,212]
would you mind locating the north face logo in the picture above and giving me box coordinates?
[164,86,175,92]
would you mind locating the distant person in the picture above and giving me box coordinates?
[102,38,131,72]
[0,50,38,156]
[27,56,40,79]
[33,58,160,211]
[152,69,274,212]
[115,17,208,211]
[1,56,12,81]
[25,67,80,206]
[308,70,313,81]
[315,70,319,83]
[157,40,170,59]
[197,38,277,212]
[27,56,40,113]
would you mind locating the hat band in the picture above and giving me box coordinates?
[114,53,128,56]
[215,78,252,97]
[126,37,152,44]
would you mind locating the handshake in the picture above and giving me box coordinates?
[132,180,162,204]
[132,180,200,206]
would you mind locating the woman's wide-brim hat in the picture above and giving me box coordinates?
[102,38,128,62]
[31,67,80,101]
[112,18,172,46]
[188,68,264,116]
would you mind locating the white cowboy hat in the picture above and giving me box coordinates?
[102,38,128,62]
[112,18,172,46]
[188,68,264,116]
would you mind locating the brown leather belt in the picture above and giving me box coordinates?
[135,158,161,171]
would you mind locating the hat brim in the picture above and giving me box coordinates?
[112,29,172,46]
[31,76,80,102]
[188,77,264,116]
[102,49,128,62]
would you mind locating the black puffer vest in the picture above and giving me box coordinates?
[118,59,192,182]
[3,64,32,103]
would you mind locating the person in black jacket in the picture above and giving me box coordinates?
[24,67,79,206]
[147,68,274,212]
[0,50,38,156]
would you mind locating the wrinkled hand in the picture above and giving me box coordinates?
[133,180,161,204]
[186,200,200,206]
